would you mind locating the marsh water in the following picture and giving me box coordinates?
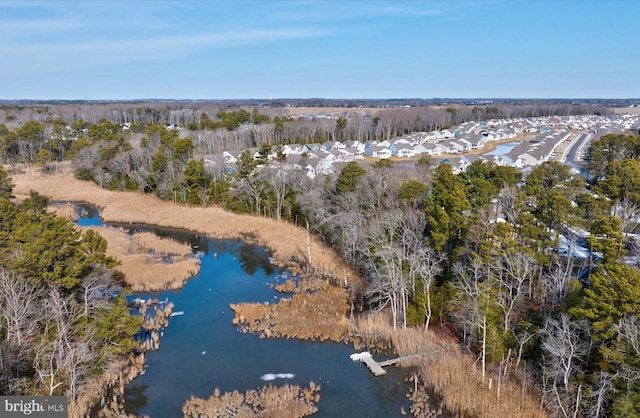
[76,206,411,417]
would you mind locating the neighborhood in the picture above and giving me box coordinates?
[206,113,640,178]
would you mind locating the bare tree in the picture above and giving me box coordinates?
[260,167,290,221]
[450,257,489,348]
[0,270,44,392]
[492,250,536,335]
[616,314,640,356]
[404,237,444,332]
[0,270,43,347]
[590,372,616,418]
[497,185,519,224]
[80,268,118,318]
[540,313,591,418]
[362,209,409,329]
[541,254,577,315]
[612,196,640,234]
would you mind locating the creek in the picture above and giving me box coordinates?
[75,205,412,417]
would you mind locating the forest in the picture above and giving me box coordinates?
[1,102,640,417]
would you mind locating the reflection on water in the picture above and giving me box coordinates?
[76,204,102,226]
[74,205,412,417]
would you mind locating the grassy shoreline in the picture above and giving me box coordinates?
[10,163,361,292]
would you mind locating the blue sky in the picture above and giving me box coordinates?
[1,1,638,100]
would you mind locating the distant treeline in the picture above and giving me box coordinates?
[0,102,612,152]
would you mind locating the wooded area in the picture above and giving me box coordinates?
[0,167,141,413]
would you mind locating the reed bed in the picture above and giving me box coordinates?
[67,352,146,418]
[355,314,546,418]
[81,226,200,291]
[182,382,320,418]
[47,203,78,221]
[9,164,361,290]
[231,277,351,341]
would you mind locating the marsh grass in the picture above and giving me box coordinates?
[10,164,360,289]
[231,276,350,341]
[355,314,546,418]
[47,202,78,221]
[81,226,200,291]
[183,381,321,418]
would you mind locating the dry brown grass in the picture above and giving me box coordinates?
[183,381,320,418]
[81,226,200,291]
[231,276,350,341]
[9,163,360,290]
[355,314,546,418]
[47,203,78,221]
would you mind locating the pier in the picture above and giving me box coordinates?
[352,345,458,377]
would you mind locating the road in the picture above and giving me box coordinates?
[565,133,590,163]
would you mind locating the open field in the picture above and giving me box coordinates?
[9,163,361,292]
[284,106,382,117]
[613,106,640,115]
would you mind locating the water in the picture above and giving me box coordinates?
[76,205,411,417]
[483,141,521,156]
[76,204,102,226]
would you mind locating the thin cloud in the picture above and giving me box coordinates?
[4,27,330,53]
[0,27,332,76]
[273,3,442,23]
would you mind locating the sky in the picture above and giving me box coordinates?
[1,0,638,100]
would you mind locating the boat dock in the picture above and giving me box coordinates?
[361,355,387,376]
[351,345,458,377]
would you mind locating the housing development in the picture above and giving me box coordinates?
[210,113,639,177]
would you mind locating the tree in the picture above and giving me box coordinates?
[424,163,471,254]
[183,159,210,206]
[335,117,347,140]
[80,229,118,268]
[570,262,640,342]
[587,133,640,180]
[540,313,591,418]
[0,166,14,200]
[595,159,640,205]
[522,161,584,232]
[236,149,257,179]
[9,212,91,288]
[20,190,49,214]
[398,180,428,206]
[336,161,366,193]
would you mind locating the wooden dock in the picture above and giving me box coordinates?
[361,355,387,376]
[352,344,458,377]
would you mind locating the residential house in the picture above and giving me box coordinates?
[365,145,392,159]
[394,144,417,158]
